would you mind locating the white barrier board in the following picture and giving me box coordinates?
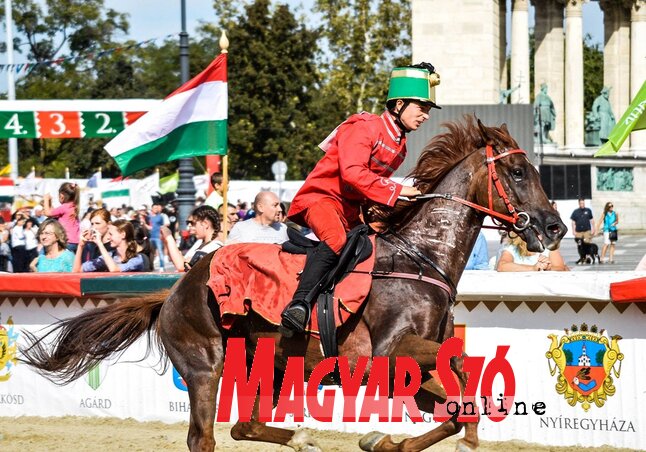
[0,273,644,449]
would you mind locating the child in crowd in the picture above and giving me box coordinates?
[43,182,80,252]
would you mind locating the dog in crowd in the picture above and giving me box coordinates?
[574,237,600,264]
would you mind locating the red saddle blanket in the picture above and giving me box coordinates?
[207,238,376,334]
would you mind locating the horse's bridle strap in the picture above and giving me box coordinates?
[416,146,529,229]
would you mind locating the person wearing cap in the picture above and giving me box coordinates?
[280,62,441,336]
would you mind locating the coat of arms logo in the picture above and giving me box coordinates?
[546,323,623,411]
[0,314,19,382]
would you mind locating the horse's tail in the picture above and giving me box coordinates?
[19,290,169,384]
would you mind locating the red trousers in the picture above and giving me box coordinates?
[303,198,358,254]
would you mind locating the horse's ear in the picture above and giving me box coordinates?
[500,123,510,134]
[476,118,493,145]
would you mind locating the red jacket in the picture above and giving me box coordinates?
[288,111,406,228]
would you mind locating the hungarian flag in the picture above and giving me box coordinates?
[595,80,646,157]
[0,177,14,203]
[105,54,228,175]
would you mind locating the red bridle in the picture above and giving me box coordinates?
[415,144,531,231]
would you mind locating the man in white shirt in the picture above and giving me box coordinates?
[227,191,288,244]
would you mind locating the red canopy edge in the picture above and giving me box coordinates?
[610,277,646,303]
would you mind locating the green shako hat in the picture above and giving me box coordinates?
[387,65,441,109]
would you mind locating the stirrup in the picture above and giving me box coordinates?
[279,302,310,337]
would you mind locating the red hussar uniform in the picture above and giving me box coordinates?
[280,62,440,336]
[288,111,406,252]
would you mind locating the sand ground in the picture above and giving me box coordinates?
[0,416,635,451]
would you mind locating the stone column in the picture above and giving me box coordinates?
[532,0,565,146]
[499,0,508,92]
[511,0,531,103]
[601,0,631,146]
[631,0,646,151]
[564,0,585,149]
[412,0,503,104]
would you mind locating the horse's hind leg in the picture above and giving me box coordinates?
[360,335,479,452]
[159,294,224,452]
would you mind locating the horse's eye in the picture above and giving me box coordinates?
[512,168,524,181]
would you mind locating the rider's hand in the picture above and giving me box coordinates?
[400,186,422,198]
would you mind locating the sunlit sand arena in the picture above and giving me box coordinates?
[0,416,635,451]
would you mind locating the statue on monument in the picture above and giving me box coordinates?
[591,86,616,143]
[534,83,556,144]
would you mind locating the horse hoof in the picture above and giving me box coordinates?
[456,439,478,452]
[359,431,389,451]
[287,429,322,452]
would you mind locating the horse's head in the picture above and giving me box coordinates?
[404,115,566,252]
[468,118,566,251]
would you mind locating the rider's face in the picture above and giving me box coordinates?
[397,100,431,131]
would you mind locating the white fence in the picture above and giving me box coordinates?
[0,271,644,449]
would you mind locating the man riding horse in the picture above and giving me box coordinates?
[280,62,441,336]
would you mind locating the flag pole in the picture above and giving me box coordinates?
[220,30,230,240]
[176,0,196,234]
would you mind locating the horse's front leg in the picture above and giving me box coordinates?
[360,334,478,452]
[230,366,322,452]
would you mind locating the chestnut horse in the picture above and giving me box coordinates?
[20,117,566,452]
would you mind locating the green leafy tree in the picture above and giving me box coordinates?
[0,0,130,177]
[201,0,324,179]
[583,33,603,114]
[315,0,411,116]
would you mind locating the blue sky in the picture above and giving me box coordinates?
[1,0,604,94]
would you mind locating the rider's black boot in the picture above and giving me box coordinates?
[279,242,339,337]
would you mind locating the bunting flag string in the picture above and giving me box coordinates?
[0,33,177,74]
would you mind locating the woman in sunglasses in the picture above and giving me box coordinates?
[163,205,223,272]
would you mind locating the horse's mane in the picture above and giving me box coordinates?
[374,115,520,229]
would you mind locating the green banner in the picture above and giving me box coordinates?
[81,111,126,138]
[595,80,646,157]
[0,110,137,139]
[0,111,38,138]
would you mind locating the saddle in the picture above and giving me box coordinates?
[207,229,376,342]
[282,225,373,277]
[282,225,373,359]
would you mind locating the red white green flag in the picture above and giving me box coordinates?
[105,54,228,175]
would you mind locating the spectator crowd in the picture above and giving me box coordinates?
[0,174,293,274]
[0,174,638,274]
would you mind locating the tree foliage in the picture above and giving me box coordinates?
[583,33,603,114]
[0,0,414,180]
[0,0,131,177]
[202,0,326,179]
[314,0,411,116]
